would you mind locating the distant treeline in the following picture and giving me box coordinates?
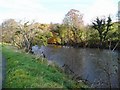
[1,9,120,52]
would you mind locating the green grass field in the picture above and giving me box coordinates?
[1,43,88,89]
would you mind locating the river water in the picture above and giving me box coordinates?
[39,45,120,88]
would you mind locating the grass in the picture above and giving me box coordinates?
[1,43,88,89]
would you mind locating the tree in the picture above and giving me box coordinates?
[13,21,48,52]
[1,19,18,43]
[63,9,84,28]
[58,25,68,44]
[63,9,84,45]
[13,21,34,51]
[92,16,112,46]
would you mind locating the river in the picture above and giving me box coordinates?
[37,45,120,88]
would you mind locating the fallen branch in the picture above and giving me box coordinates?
[112,40,120,52]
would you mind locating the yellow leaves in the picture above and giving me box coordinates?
[47,36,61,44]
[49,32,53,37]
[56,37,61,44]
[48,37,57,44]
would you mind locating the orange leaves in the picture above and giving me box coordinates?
[47,36,61,44]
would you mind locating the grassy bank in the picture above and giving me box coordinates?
[1,43,88,89]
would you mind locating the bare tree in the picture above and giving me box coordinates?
[63,9,84,28]
[13,21,40,52]
[1,19,18,43]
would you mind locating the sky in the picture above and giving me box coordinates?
[0,0,119,25]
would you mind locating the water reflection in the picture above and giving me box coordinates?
[40,45,119,88]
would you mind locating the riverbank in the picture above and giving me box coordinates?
[1,43,88,88]
[39,44,120,88]
[49,40,120,51]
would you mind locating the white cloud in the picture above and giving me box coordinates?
[83,0,117,25]
[0,0,57,23]
[0,0,118,24]
[0,0,45,11]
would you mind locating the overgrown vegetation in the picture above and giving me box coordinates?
[1,8,119,88]
[1,43,88,88]
[1,9,119,51]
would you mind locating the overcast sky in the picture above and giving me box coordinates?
[0,0,119,25]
